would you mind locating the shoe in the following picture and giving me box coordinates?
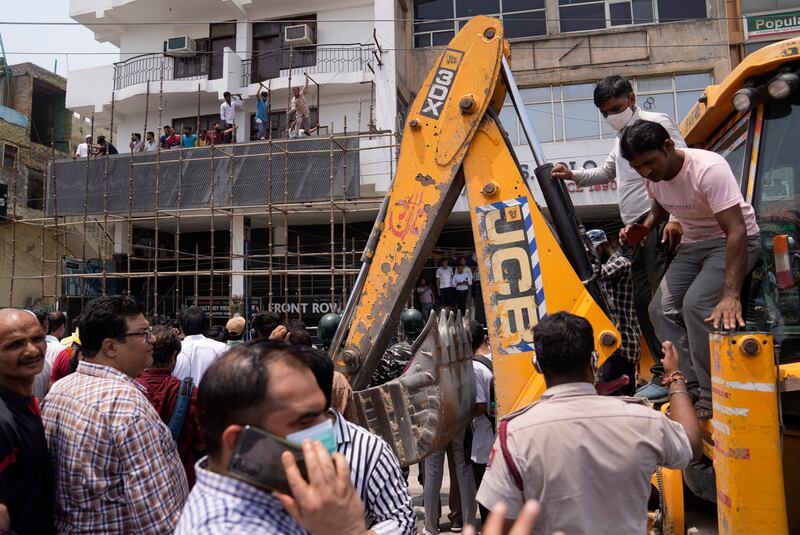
[635,381,669,403]
[450,521,462,533]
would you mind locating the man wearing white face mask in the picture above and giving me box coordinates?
[176,340,370,534]
[551,75,686,379]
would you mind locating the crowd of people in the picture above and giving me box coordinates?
[73,74,314,159]
[4,71,761,534]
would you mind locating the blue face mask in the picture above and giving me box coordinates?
[286,418,337,454]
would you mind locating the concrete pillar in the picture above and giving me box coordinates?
[231,214,245,298]
[222,45,249,141]
[545,0,560,36]
[273,224,287,255]
[114,221,131,255]
[373,0,397,132]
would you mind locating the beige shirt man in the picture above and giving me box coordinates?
[476,382,692,535]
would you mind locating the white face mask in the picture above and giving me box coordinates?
[605,106,634,132]
[285,418,336,454]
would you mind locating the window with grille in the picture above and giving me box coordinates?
[499,72,712,145]
[413,0,546,48]
[558,0,708,33]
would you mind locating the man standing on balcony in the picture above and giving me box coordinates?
[291,74,311,135]
[181,126,198,148]
[256,83,270,140]
[74,135,91,159]
[220,91,243,144]
[144,131,158,152]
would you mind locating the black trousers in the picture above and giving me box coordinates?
[472,463,489,524]
[630,222,671,363]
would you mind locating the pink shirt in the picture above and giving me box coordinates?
[644,148,759,243]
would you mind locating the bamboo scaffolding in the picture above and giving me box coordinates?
[10,98,403,318]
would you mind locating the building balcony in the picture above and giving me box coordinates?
[240,44,376,88]
[111,44,375,93]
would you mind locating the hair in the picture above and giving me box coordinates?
[163,125,172,131]
[183,125,191,132]
[593,75,634,108]
[47,311,67,334]
[27,306,48,327]
[179,306,207,336]
[469,321,486,352]
[197,340,308,455]
[227,329,243,341]
[205,324,224,342]
[133,133,142,140]
[96,135,107,144]
[533,311,594,376]
[146,131,155,138]
[251,311,282,339]
[223,91,232,98]
[79,295,144,358]
[288,328,312,348]
[261,91,269,97]
[619,120,671,161]
[151,325,181,367]
[299,346,333,408]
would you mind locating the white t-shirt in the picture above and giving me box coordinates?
[75,143,89,157]
[173,334,228,383]
[436,266,454,289]
[472,355,494,464]
[453,271,472,291]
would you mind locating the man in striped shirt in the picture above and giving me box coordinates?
[42,296,189,533]
[177,340,374,534]
[302,347,416,535]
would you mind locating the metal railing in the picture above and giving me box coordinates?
[114,53,210,90]
[113,44,375,91]
[241,44,375,87]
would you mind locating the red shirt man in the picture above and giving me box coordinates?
[134,326,202,487]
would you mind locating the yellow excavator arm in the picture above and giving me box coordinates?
[330,16,620,465]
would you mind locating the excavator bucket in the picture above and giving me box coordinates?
[347,308,475,466]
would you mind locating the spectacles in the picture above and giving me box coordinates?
[119,327,154,342]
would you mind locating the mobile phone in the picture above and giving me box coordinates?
[625,223,650,244]
[228,425,307,495]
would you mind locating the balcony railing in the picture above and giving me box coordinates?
[114,53,210,90]
[241,44,375,87]
[113,44,375,91]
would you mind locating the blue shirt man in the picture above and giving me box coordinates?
[256,86,270,140]
[182,127,198,148]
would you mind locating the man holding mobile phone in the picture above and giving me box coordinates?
[550,75,685,376]
[176,340,370,534]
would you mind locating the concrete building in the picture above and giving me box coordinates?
[0,62,76,308]
[52,0,406,323]
[728,0,800,64]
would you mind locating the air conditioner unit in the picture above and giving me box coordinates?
[285,24,315,46]
[165,36,197,57]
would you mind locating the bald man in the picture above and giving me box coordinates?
[0,309,54,533]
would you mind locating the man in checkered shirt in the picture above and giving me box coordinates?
[42,296,188,533]
[588,229,641,395]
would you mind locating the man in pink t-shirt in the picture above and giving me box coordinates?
[618,120,761,418]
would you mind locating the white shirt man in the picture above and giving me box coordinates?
[436,264,454,289]
[220,93,243,125]
[173,334,227,384]
[74,136,91,158]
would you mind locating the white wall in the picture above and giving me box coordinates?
[118,24,208,59]
[65,65,115,113]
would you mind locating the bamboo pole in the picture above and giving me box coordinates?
[8,160,17,306]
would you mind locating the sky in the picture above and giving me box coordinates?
[2,0,119,76]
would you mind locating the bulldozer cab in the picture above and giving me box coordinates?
[678,38,800,533]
